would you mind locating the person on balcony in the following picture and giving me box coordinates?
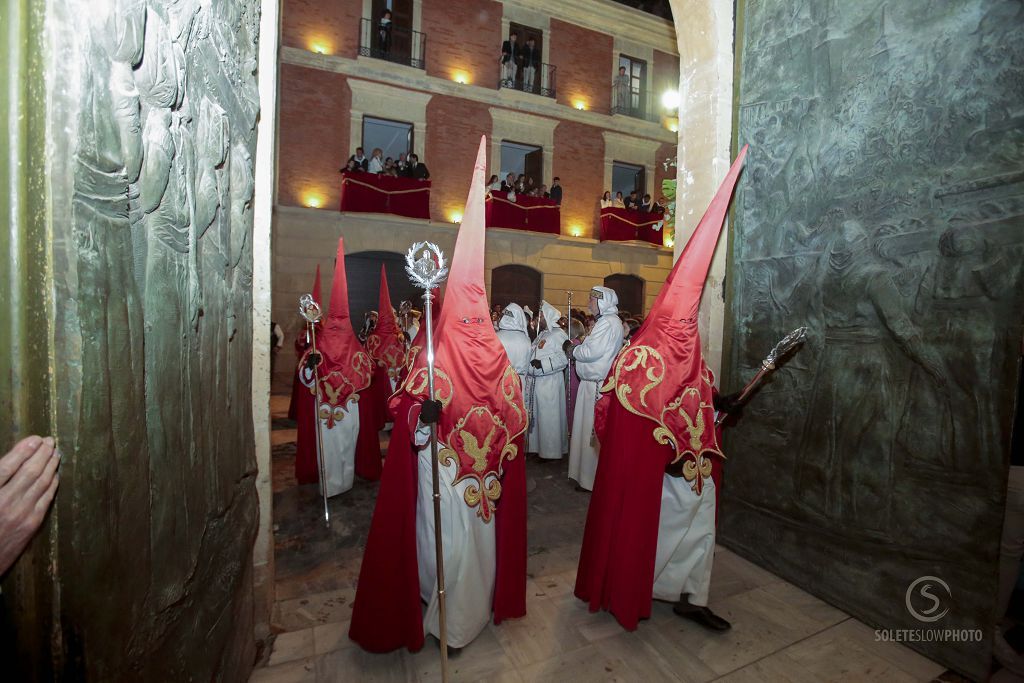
[376,9,392,58]
[396,152,411,177]
[500,173,516,192]
[409,153,430,180]
[522,36,540,92]
[624,190,639,211]
[549,177,563,204]
[500,31,520,87]
[344,147,369,173]
[368,148,385,174]
[487,174,501,191]
[639,193,657,212]
[613,191,625,208]
[600,191,613,209]
[613,65,630,112]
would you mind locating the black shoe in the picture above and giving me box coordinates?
[446,645,462,658]
[673,603,731,631]
[574,484,590,493]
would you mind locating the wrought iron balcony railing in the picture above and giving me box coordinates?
[498,62,556,99]
[611,86,658,122]
[359,18,426,70]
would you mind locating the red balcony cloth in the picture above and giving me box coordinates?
[485,191,560,235]
[339,172,431,219]
[599,207,665,246]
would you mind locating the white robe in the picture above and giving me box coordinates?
[300,365,360,497]
[568,312,624,489]
[496,305,532,392]
[414,425,496,648]
[527,310,569,459]
[652,475,716,605]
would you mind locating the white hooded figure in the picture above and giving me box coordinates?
[527,301,569,459]
[496,303,532,391]
[568,286,625,490]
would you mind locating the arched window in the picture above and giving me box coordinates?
[344,250,421,324]
[603,273,645,316]
[490,264,542,312]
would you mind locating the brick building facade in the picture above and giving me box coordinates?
[272,0,681,389]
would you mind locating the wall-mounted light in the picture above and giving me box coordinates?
[661,89,680,110]
[308,39,331,55]
[452,71,470,85]
[664,235,675,249]
[304,193,325,209]
[449,211,463,224]
[572,100,587,111]
[665,117,679,133]
[569,225,583,237]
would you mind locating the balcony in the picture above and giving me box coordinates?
[339,172,431,219]
[498,62,557,99]
[611,86,657,122]
[599,207,665,246]
[358,18,426,70]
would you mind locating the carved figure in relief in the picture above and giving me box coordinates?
[794,220,949,535]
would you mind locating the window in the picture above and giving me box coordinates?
[499,141,544,188]
[604,273,645,316]
[362,117,413,161]
[615,54,648,118]
[612,161,645,199]
[344,251,421,324]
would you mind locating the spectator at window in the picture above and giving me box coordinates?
[525,175,536,194]
[487,174,501,191]
[600,191,613,209]
[522,37,540,92]
[377,9,392,57]
[409,153,430,180]
[613,65,630,111]
[343,147,368,172]
[501,173,516,192]
[653,195,667,213]
[539,184,549,199]
[639,193,656,212]
[500,32,519,87]
[396,152,411,177]
[550,177,563,205]
[515,174,526,193]
[368,147,384,174]
[342,158,360,173]
[384,157,395,174]
[613,191,625,208]
[624,190,639,210]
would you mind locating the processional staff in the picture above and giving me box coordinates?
[404,241,452,683]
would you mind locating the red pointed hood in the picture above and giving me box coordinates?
[596,146,748,494]
[315,238,373,411]
[397,136,527,522]
[366,265,408,376]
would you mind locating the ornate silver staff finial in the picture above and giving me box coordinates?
[299,293,323,324]
[405,241,448,291]
[763,326,808,370]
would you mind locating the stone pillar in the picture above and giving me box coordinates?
[668,0,735,379]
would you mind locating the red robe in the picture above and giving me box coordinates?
[347,394,527,652]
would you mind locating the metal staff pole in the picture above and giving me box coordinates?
[405,242,451,681]
[299,294,330,527]
[715,326,808,426]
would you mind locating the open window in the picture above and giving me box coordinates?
[361,116,413,162]
[499,141,544,189]
[612,161,645,201]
